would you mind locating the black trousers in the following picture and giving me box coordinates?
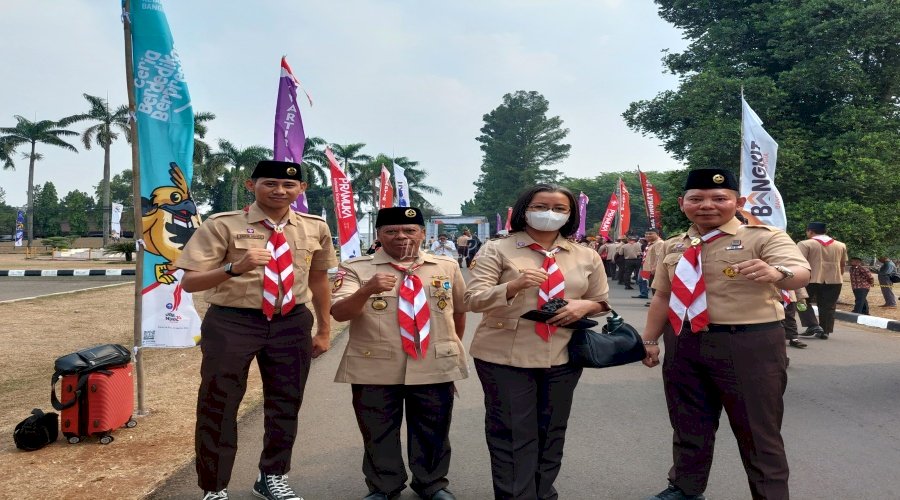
[474,358,583,500]
[662,324,789,499]
[782,303,799,340]
[852,288,870,315]
[195,304,313,491]
[805,283,842,334]
[351,383,455,497]
[622,258,641,286]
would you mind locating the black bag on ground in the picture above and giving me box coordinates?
[50,344,131,411]
[567,310,646,368]
[13,409,59,451]
[890,272,900,284]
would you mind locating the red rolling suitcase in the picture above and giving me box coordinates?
[56,364,136,444]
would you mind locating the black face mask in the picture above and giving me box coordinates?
[14,409,58,451]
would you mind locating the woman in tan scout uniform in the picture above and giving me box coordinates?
[176,160,338,500]
[465,184,610,500]
[640,169,810,500]
[331,207,466,500]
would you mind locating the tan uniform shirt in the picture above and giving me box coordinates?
[175,203,338,307]
[465,232,610,368]
[456,235,470,248]
[332,252,468,385]
[604,242,620,261]
[618,241,643,259]
[797,237,847,284]
[652,217,810,324]
[642,240,662,274]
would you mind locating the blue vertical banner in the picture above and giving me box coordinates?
[130,0,201,347]
[14,209,25,247]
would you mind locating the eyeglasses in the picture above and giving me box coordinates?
[527,204,571,214]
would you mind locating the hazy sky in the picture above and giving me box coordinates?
[0,0,687,213]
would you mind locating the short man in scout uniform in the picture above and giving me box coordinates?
[331,207,468,500]
[797,222,847,339]
[639,169,811,500]
[177,160,338,500]
[617,234,643,289]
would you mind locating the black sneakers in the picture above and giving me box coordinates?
[252,472,303,500]
[799,326,824,337]
[202,490,228,500]
[789,339,808,348]
[646,484,706,500]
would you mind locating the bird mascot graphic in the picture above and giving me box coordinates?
[141,162,200,284]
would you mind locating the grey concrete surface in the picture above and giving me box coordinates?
[150,280,900,500]
[0,276,134,302]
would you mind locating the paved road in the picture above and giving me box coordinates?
[151,281,900,500]
[0,276,134,302]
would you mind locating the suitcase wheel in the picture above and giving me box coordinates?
[125,418,137,428]
[67,436,81,444]
[99,435,114,445]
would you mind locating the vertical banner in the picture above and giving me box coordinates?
[496,213,501,232]
[130,0,201,347]
[321,206,327,222]
[599,194,618,241]
[638,169,662,234]
[504,206,513,231]
[394,164,410,207]
[14,209,25,247]
[617,178,631,238]
[576,192,589,239]
[326,147,362,261]
[274,56,310,214]
[740,96,786,229]
[111,202,124,237]
[379,164,393,209]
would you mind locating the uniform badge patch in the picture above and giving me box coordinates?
[725,240,744,250]
[437,298,448,310]
[332,278,343,292]
[723,267,738,278]
[516,241,528,248]
[372,297,388,310]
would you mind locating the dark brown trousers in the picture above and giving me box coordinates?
[475,358,582,500]
[662,323,790,500]
[351,383,455,498]
[804,283,842,334]
[195,304,313,491]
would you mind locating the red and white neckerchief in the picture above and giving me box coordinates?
[812,234,834,246]
[668,230,729,334]
[391,262,430,359]
[260,219,295,320]
[528,243,565,342]
[780,289,793,308]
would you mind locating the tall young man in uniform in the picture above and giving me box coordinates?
[331,207,468,500]
[640,169,810,500]
[176,160,338,500]
[636,229,662,301]
[797,222,847,340]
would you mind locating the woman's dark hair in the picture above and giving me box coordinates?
[510,184,580,237]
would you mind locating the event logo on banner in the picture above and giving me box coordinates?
[739,96,786,229]
[379,165,393,209]
[394,164,410,207]
[14,209,25,247]
[274,56,310,214]
[575,192,589,239]
[130,0,201,347]
[326,147,361,261]
[111,202,124,238]
[599,194,618,241]
[638,169,663,234]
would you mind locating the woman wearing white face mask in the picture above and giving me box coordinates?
[465,184,610,500]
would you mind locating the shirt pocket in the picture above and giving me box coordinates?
[227,237,266,262]
[344,342,392,360]
[427,283,453,313]
[294,237,322,268]
[713,249,756,290]
[369,289,398,316]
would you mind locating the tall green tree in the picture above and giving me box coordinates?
[0,115,78,246]
[60,94,130,245]
[302,136,328,186]
[192,111,216,166]
[32,182,61,238]
[464,90,570,217]
[623,0,900,254]
[209,139,272,210]
[61,190,95,236]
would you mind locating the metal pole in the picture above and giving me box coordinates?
[122,0,147,416]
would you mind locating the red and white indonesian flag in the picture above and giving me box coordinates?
[599,193,618,241]
[617,178,631,238]
[740,96,786,229]
[638,169,662,234]
[326,147,362,261]
[379,164,393,209]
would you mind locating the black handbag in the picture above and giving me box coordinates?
[13,409,59,451]
[567,310,646,368]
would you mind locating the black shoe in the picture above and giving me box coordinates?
[363,493,389,500]
[645,484,706,500]
[644,302,651,307]
[252,472,303,500]
[800,326,824,337]
[816,332,829,340]
[624,286,635,290]
[421,489,455,500]
[632,295,649,299]
[789,339,808,349]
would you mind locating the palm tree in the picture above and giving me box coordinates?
[59,94,130,245]
[209,139,272,210]
[0,116,78,246]
[302,136,328,186]
[193,111,216,166]
[0,138,14,170]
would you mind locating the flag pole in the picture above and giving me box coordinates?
[122,0,148,416]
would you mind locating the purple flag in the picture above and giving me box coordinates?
[274,56,308,213]
[576,192,589,239]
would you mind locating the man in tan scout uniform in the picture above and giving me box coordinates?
[177,160,338,500]
[797,222,847,340]
[640,168,810,500]
[617,234,643,289]
[331,206,467,500]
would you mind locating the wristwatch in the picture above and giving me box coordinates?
[224,262,242,277]
[773,265,794,281]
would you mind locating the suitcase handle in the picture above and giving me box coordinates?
[51,372,88,411]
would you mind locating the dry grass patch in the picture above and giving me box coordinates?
[0,285,344,499]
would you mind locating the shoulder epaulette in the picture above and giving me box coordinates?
[207,210,245,220]
[296,211,325,222]
[744,224,780,232]
[344,255,374,264]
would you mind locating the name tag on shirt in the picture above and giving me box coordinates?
[235,233,266,240]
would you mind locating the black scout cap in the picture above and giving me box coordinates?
[807,222,827,233]
[683,168,739,191]
[376,207,425,227]
[250,160,304,181]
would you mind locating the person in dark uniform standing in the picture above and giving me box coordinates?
[640,169,810,500]
[176,160,338,500]
[331,207,468,500]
